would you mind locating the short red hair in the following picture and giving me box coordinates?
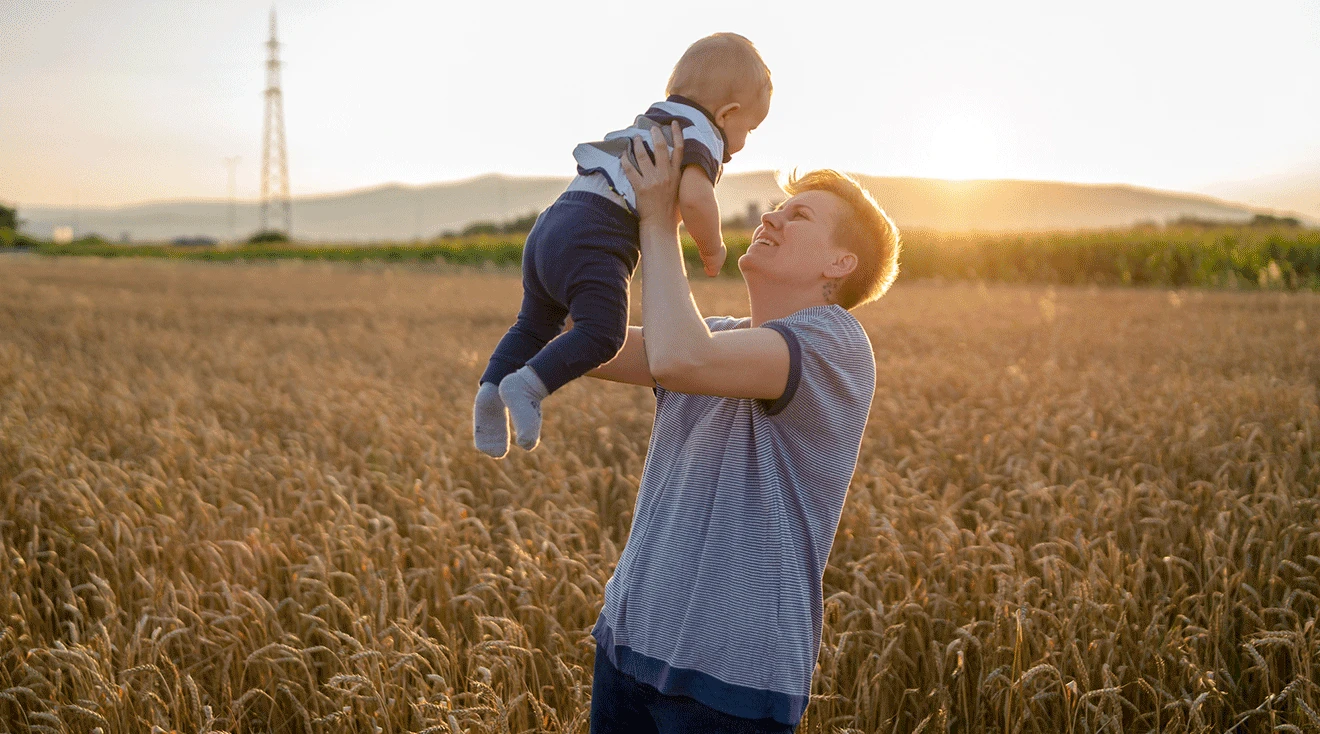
[782,170,900,309]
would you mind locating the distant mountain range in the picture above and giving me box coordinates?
[1204,166,1320,222]
[16,172,1303,243]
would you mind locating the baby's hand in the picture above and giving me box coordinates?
[702,242,727,277]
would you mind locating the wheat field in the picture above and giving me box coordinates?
[1,257,1317,733]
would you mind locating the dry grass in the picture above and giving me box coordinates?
[1,257,1317,733]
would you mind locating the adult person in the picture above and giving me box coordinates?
[582,122,901,733]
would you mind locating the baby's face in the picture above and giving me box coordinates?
[718,90,771,156]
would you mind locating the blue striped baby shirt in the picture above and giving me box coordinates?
[591,305,877,726]
[569,95,729,215]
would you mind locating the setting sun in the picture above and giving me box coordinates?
[923,114,1004,181]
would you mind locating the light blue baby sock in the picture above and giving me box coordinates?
[499,366,549,451]
[472,382,509,458]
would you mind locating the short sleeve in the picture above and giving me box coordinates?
[705,315,750,333]
[681,133,721,185]
[758,308,876,424]
[758,322,802,416]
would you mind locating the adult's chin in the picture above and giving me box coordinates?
[737,251,776,289]
[736,250,761,279]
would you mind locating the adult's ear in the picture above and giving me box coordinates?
[823,250,858,280]
[714,102,742,126]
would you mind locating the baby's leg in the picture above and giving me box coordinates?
[475,253,567,458]
[525,272,630,392]
[501,257,630,450]
[480,285,568,388]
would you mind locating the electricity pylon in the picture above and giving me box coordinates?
[259,8,291,237]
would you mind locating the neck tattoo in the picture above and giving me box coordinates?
[822,279,840,305]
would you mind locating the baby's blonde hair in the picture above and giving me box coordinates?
[666,33,772,109]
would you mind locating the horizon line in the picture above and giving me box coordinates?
[4,170,1297,217]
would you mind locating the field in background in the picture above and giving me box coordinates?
[6,224,1320,290]
[1,260,1318,733]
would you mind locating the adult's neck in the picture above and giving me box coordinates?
[746,279,829,327]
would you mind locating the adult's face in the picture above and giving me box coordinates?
[738,189,850,292]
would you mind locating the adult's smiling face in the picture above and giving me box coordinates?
[738,189,858,302]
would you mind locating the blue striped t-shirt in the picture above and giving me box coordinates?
[569,94,729,216]
[591,305,876,726]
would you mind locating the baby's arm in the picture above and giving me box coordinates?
[677,166,727,277]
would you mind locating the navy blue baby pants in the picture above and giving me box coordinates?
[480,191,639,393]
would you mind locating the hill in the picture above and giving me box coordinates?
[17,172,1285,242]
[1204,166,1320,221]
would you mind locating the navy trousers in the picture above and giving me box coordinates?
[480,192,639,394]
[589,646,797,734]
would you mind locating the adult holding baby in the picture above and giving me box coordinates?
[473,34,771,458]
[582,123,901,731]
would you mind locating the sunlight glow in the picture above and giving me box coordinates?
[924,115,1004,182]
[1,0,1317,207]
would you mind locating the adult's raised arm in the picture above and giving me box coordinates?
[619,124,791,401]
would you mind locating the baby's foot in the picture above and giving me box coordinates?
[473,382,509,458]
[499,367,549,451]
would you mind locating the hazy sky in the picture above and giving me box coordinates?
[3,0,1318,208]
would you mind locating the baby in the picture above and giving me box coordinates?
[473,32,772,457]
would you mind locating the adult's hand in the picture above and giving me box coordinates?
[620,121,684,229]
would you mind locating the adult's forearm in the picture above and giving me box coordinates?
[638,219,713,377]
[622,126,788,400]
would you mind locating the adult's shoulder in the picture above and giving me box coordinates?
[758,305,875,418]
[766,305,873,365]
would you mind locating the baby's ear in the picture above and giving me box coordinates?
[714,101,742,125]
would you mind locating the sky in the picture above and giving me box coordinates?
[2,0,1318,209]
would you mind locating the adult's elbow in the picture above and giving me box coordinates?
[649,353,701,390]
